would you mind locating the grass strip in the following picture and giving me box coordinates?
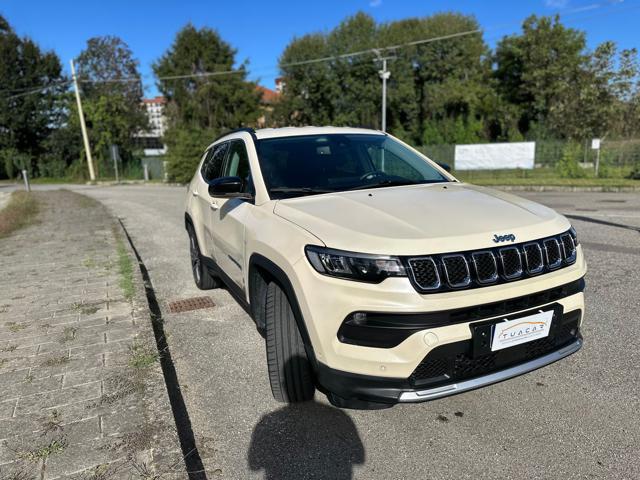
[0,191,39,238]
[116,238,135,301]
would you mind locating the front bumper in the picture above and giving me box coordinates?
[398,337,582,402]
[316,306,583,407]
[292,246,586,379]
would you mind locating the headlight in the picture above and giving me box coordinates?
[305,245,406,283]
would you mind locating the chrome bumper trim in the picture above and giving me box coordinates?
[398,338,583,402]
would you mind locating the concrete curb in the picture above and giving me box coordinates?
[111,216,186,478]
[484,185,640,193]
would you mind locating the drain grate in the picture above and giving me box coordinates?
[168,296,215,313]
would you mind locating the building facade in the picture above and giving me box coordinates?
[142,96,168,138]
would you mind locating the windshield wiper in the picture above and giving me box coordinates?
[346,179,418,191]
[269,187,334,195]
[347,179,449,191]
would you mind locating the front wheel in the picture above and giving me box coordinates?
[265,282,315,403]
[187,224,220,290]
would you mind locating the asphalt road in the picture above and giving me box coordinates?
[8,183,640,479]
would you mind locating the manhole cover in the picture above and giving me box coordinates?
[168,296,215,313]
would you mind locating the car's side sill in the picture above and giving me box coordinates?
[201,255,251,315]
[398,338,583,402]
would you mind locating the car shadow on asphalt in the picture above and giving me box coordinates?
[248,398,365,479]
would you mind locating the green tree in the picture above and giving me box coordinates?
[153,24,260,181]
[75,36,147,176]
[610,47,640,138]
[0,15,66,178]
[153,24,260,131]
[494,15,588,139]
[163,127,217,183]
[327,13,380,127]
[275,12,491,144]
[274,33,336,126]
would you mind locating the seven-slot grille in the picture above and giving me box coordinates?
[441,255,471,288]
[472,251,498,284]
[499,247,522,279]
[407,257,440,290]
[406,229,578,293]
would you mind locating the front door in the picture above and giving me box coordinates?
[209,139,253,290]
[196,141,230,257]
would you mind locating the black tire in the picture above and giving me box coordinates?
[187,224,220,290]
[265,281,315,403]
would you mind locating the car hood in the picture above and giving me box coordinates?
[273,182,570,255]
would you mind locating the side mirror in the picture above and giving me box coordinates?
[208,176,243,196]
[436,162,452,173]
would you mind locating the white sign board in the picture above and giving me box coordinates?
[454,142,536,170]
[591,138,601,150]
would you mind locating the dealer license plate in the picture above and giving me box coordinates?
[491,310,553,352]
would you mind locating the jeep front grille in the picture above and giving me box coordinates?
[543,238,562,269]
[408,257,440,290]
[499,247,523,279]
[471,251,498,284]
[405,229,578,294]
[441,255,471,288]
[560,233,577,263]
[523,242,544,274]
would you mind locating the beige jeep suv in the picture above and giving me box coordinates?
[184,127,586,409]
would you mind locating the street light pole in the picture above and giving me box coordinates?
[70,59,96,181]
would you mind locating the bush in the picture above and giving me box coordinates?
[0,148,31,179]
[556,142,587,178]
[628,166,640,180]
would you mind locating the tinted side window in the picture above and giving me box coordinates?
[199,148,214,181]
[201,142,229,182]
[224,140,252,192]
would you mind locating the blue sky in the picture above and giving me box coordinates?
[2,0,639,96]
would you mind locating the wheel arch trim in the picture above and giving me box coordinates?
[248,253,318,368]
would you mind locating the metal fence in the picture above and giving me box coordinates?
[89,154,166,182]
[418,139,640,172]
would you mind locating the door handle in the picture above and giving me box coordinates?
[192,190,199,197]
[210,202,219,211]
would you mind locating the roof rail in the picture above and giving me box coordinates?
[213,127,257,143]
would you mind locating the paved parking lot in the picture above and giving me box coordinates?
[7,184,640,479]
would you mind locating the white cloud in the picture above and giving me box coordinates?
[569,3,601,12]
[369,0,382,7]
[545,0,569,7]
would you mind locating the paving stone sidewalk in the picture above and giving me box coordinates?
[0,190,183,479]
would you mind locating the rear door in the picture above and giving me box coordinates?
[209,139,253,289]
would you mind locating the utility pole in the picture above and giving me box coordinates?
[110,145,120,183]
[70,59,96,181]
[378,58,391,132]
[374,51,394,132]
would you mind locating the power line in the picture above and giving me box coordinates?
[279,29,483,68]
[1,0,638,101]
[4,81,72,101]
[0,79,71,96]
[154,68,246,81]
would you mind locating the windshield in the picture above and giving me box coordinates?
[255,134,449,199]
